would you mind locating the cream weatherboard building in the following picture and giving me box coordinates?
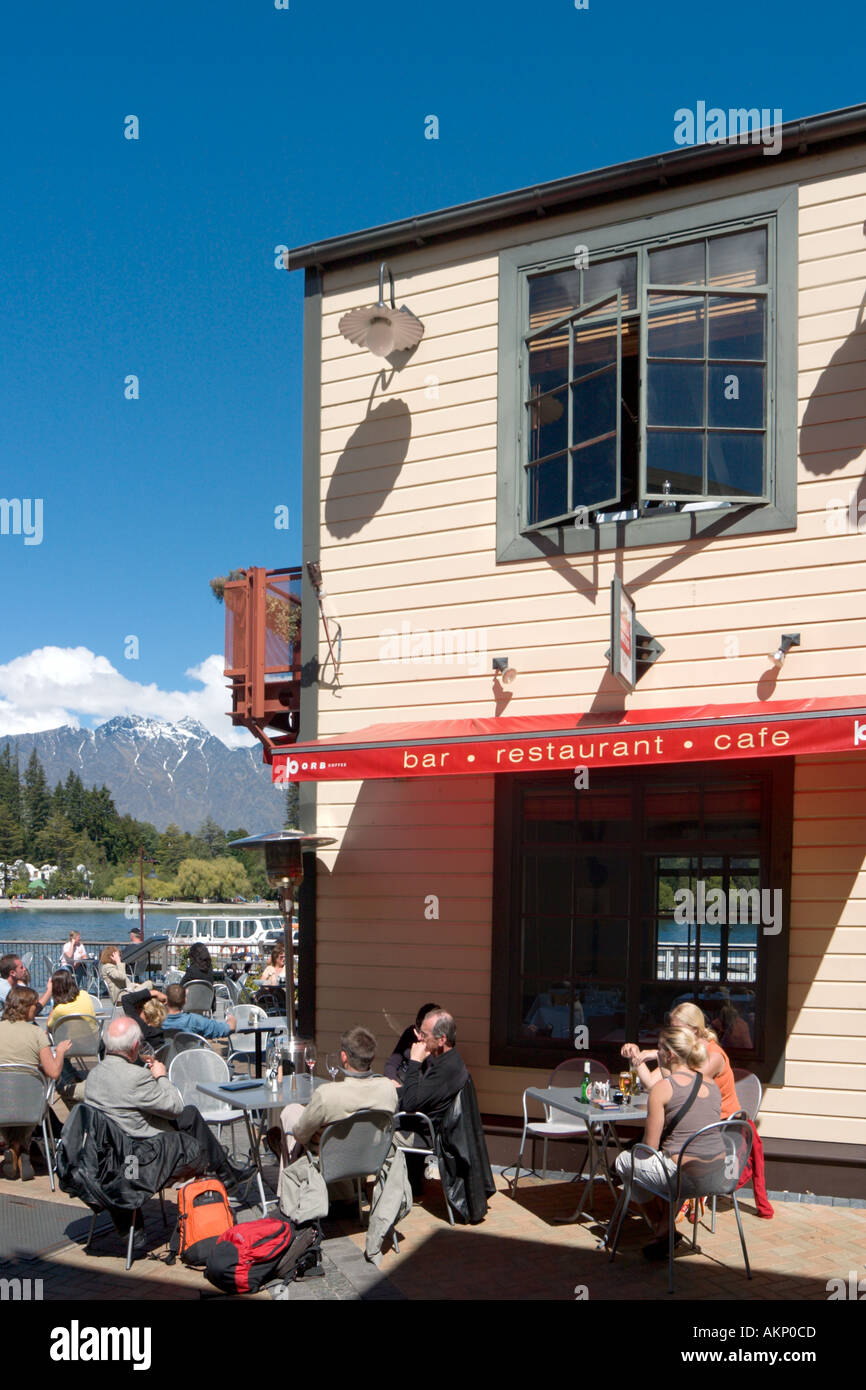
[273,105,866,1193]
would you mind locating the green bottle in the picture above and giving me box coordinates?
[580,1060,591,1103]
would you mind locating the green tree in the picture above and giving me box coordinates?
[82,785,119,857]
[35,812,78,870]
[62,770,87,832]
[23,750,51,838]
[0,745,22,826]
[175,856,250,902]
[174,858,221,901]
[198,817,227,856]
[0,805,23,892]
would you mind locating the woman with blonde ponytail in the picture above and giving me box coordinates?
[622,1001,738,1118]
[614,1026,722,1257]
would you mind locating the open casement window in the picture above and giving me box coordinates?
[641,226,770,503]
[523,290,623,528]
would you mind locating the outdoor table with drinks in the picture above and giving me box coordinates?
[197,1070,324,1210]
[523,1064,648,1226]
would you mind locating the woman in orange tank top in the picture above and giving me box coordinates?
[621,1002,738,1117]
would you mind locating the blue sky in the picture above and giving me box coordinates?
[0,0,862,741]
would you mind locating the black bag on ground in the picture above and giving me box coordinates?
[204,1217,320,1294]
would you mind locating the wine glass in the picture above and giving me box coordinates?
[266,1040,281,1089]
[304,1043,317,1095]
[325,1051,340,1081]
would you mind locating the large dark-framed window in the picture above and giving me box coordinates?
[496,183,798,560]
[491,758,793,1085]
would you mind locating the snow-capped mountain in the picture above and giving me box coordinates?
[0,716,286,833]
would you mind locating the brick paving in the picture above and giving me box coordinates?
[2,1162,863,1303]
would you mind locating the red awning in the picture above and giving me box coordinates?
[271,696,866,783]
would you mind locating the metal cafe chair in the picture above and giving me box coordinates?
[158,1030,210,1068]
[607,1117,754,1294]
[0,1064,58,1191]
[318,1109,400,1247]
[50,1014,103,1074]
[512,1057,611,1196]
[184,981,216,1017]
[167,1048,244,1141]
[700,1069,764,1233]
[393,1108,455,1225]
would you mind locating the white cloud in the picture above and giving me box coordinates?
[0,646,257,748]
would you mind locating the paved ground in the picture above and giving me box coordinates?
[1,1152,862,1303]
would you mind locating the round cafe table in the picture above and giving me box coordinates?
[197,1073,324,1210]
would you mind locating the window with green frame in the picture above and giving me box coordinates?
[496,186,797,560]
[490,761,793,1083]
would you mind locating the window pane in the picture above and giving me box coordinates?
[523,855,572,916]
[521,980,577,1039]
[577,983,627,1048]
[646,788,701,840]
[571,435,617,509]
[524,790,575,844]
[648,294,705,357]
[528,456,567,523]
[704,787,761,839]
[707,433,764,497]
[647,362,704,427]
[708,296,765,359]
[521,919,572,979]
[707,363,765,429]
[528,324,568,399]
[529,267,580,331]
[645,854,697,914]
[527,388,567,461]
[573,918,629,977]
[709,228,767,289]
[583,255,637,312]
[576,791,632,843]
[645,430,704,495]
[649,239,705,287]
[573,319,617,378]
[572,367,617,446]
[574,853,630,915]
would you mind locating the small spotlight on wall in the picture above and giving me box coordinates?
[769,633,800,668]
[492,656,517,685]
[338,262,425,358]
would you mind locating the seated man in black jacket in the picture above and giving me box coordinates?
[398,1010,468,1196]
[400,1011,468,1125]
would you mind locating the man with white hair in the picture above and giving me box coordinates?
[84,1016,253,1192]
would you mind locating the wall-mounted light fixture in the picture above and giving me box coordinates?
[338,262,425,358]
[769,632,800,668]
[492,656,517,685]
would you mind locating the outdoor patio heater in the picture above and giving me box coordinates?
[230,830,335,1071]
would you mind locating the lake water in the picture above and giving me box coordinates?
[0,908,182,946]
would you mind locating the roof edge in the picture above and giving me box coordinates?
[285,104,866,272]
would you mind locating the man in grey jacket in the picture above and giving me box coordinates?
[84,1016,253,1192]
